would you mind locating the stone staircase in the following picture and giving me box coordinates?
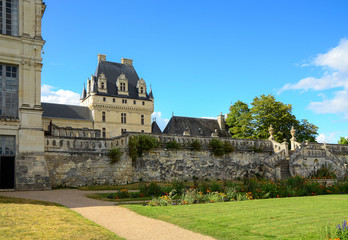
[280,159,290,179]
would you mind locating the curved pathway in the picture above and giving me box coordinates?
[0,190,215,240]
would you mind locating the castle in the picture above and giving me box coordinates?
[0,0,347,190]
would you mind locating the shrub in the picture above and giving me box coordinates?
[108,147,122,164]
[128,135,158,161]
[190,140,202,151]
[171,179,185,195]
[140,182,162,197]
[224,141,234,153]
[166,140,180,149]
[209,139,225,156]
[310,163,337,179]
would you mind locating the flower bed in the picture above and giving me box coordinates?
[146,176,348,206]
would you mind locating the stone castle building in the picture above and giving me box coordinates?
[42,54,154,138]
[1,0,347,190]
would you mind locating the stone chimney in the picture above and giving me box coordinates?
[98,54,106,62]
[121,58,133,66]
[217,112,225,131]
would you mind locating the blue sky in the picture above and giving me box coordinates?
[41,0,348,143]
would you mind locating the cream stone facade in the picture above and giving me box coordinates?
[0,0,50,189]
[42,55,154,139]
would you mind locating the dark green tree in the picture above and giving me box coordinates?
[226,94,318,142]
[338,137,348,144]
[226,100,253,138]
[250,94,298,141]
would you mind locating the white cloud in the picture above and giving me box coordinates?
[314,38,348,72]
[41,84,80,105]
[316,133,337,144]
[151,111,169,131]
[279,39,348,118]
[308,90,348,118]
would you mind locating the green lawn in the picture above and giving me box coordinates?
[126,194,348,240]
[0,196,124,240]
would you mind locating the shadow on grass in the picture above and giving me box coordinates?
[0,196,62,206]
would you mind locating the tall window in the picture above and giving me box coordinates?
[0,64,18,117]
[102,111,105,122]
[121,113,126,124]
[0,0,18,36]
[120,82,126,91]
[140,87,144,94]
[0,135,15,155]
[102,128,106,138]
[141,115,144,125]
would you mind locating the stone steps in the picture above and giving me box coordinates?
[280,159,290,179]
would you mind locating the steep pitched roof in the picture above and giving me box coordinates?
[151,121,162,134]
[42,102,93,121]
[92,60,151,100]
[163,116,229,137]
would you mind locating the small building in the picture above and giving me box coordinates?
[163,114,229,137]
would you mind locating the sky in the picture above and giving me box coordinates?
[41,0,348,143]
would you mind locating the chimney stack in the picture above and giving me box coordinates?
[98,54,106,62]
[121,58,133,66]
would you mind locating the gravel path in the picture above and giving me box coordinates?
[0,190,215,240]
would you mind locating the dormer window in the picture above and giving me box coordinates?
[137,78,147,98]
[120,82,126,91]
[116,73,129,96]
[98,72,107,93]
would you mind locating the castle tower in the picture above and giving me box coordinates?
[80,54,154,137]
[0,0,50,190]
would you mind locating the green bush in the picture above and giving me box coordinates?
[190,140,202,151]
[139,182,163,197]
[166,140,180,149]
[108,147,122,164]
[171,179,185,195]
[310,163,337,179]
[224,141,234,153]
[209,139,225,156]
[128,135,158,161]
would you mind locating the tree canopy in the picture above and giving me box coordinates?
[226,94,318,142]
[338,137,348,144]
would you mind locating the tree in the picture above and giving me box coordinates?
[226,101,253,139]
[226,94,319,142]
[250,95,297,141]
[338,137,348,144]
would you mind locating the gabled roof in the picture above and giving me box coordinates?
[163,116,229,137]
[92,60,151,100]
[42,102,93,121]
[151,121,162,134]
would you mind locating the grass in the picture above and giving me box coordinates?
[125,194,348,240]
[86,193,152,203]
[0,196,124,240]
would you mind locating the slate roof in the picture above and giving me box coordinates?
[42,102,93,121]
[151,121,162,134]
[163,116,229,137]
[89,60,151,100]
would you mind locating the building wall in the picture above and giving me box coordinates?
[81,94,153,138]
[42,117,94,131]
[0,0,50,190]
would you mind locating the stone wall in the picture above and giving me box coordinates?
[43,133,348,187]
[132,149,271,182]
[44,134,274,187]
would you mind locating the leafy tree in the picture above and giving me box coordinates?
[250,94,297,141]
[226,94,318,142]
[226,101,253,139]
[338,137,348,144]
